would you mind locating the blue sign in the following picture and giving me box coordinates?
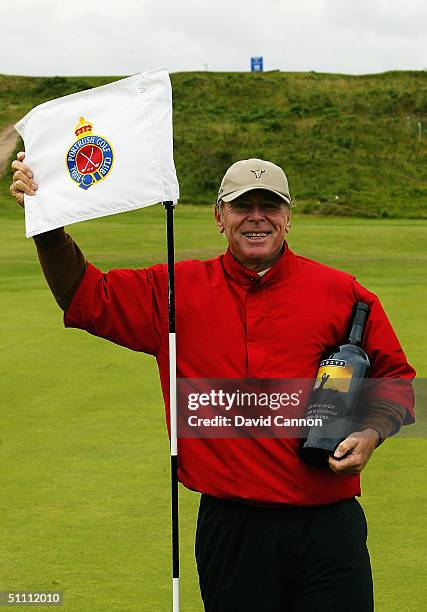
[251,57,263,72]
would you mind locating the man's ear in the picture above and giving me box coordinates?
[284,209,292,234]
[214,204,225,233]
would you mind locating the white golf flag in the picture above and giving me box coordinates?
[15,69,180,237]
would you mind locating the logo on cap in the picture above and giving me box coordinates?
[251,169,265,180]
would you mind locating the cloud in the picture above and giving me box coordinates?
[1,0,426,75]
[323,0,427,38]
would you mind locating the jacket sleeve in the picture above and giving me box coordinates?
[63,260,167,357]
[33,227,86,311]
[361,400,406,444]
[352,280,416,427]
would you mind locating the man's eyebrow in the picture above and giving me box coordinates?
[230,199,250,206]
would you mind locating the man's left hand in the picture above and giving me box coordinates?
[327,428,380,475]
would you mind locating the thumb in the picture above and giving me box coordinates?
[333,436,357,459]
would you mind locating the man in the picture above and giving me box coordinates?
[10,155,415,611]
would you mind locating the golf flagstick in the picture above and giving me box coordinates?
[163,201,179,611]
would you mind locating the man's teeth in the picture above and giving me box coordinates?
[244,232,268,237]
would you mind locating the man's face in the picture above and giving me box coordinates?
[214,189,291,272]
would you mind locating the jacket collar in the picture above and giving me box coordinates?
[222,241,299,287]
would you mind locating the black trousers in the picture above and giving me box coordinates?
[195,495,374,612]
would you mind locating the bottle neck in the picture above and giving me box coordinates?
[348,302,369,346]
[349,326,363,345]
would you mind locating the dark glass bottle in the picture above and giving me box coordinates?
[300,302,370,466]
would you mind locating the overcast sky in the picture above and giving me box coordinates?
[2,0,427,76]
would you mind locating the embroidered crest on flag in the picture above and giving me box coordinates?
[66,117,114,190]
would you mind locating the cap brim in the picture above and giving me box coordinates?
[220,186,291,205]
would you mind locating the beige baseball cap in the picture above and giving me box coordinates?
[217,158,291,205]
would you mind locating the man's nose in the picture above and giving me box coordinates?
[247,204,266,220]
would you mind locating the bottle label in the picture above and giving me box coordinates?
[314,359,353,393]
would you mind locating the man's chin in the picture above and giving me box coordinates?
[234,246,282,272]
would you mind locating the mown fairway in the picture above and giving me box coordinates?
[0,202,425,611]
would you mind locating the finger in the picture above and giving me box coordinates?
[11,160,33,178]
[328,454,361,475]
[13,179,36,196]
[11,159,33,178]
[333,436,358,459]
[9,184,24,207]
[13,170,38,190]
[17,151,26,161]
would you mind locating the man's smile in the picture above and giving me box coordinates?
[242,230,272,241]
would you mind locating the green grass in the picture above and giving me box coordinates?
[1,71,427,217]
[0,202,426,611]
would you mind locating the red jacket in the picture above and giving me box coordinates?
[64,244,415,505]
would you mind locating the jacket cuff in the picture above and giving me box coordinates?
[362,400,406,446]
[33,227,68,250]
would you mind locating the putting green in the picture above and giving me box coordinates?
[0,204,425,610]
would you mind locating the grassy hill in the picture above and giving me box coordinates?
[1,71,427,217]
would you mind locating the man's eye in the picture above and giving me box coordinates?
[230,201,282,212]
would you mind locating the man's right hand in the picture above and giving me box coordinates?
[9,152,38,208]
